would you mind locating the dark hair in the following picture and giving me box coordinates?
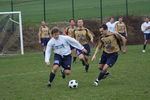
[100,24,108,30]
[69,19,75,22]
[118,16,123,19]
[51,27,59,35]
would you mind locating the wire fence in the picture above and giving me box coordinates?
[0,0,149,24]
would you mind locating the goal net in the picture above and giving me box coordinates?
[0,11,24,55]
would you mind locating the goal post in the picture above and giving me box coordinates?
[0,11,24,55]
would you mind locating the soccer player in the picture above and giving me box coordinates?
[72,19,94,72]
[45,27,87,87]
[106,17,118,32]
[64,19,77,63]
[115,17,128,38]
[38,21,51,56]
[91,24,127,86]
[141,17,150,53]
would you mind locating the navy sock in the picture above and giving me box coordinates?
[43,51,45,56]
[73,57,77,62]
[49,72,55,83]
[98,71,105,81]
[81,59,85,66]
[143,44,147,50]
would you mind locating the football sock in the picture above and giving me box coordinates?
[49,72,55,83]
[43,51,45,56]
[73,57,77,63]
[81,59,85,66]
[143,44,147,50]
[98,71,105,81]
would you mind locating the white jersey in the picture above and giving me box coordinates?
[45,35,84,63]
[141,22,150,34]
[106,21,118,32]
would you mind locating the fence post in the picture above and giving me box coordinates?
[11,0,14,12]
[125,0,128,16]
[72,0,75,19]
[43,0,46,21]
[99,0,103,24]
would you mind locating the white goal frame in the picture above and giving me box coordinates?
[0,11,24,55]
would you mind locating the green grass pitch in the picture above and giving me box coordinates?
[0,45,150,100]
[0,0,150,23]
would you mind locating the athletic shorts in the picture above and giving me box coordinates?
[119,32,127,38]
[144,33,150,40]
[99,51,118,67]
[54,54,72,70]
[76,44,90,56]
[41,38,50,46]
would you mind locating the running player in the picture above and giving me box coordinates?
[38,21,51,56]
[72,19,94,72]
[91,24,127,86]
[141,17,150,53]
[45,27,87,87]
[64,19,77,63]
[115,17,128,38]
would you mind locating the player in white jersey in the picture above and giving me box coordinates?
[45,27,87,87]
[106,17,118,33]
[141,17,150,53]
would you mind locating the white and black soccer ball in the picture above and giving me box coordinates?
[68,80,78,88]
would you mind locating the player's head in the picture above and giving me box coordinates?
[144,17,149,23]
[109,17,115,23]
[69,19,76,26]
[118,16,123,22]
[99,24,108,34]
[41,21,46,26]
[77,19,84,27]
[51,27,60,39]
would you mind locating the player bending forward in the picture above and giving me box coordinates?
[91,24,127,86]
[45,27,87,88]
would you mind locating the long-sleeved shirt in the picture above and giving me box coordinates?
[106,21,118,33]
[45,35,84,63]
[72,27,94,45]
[96,33,126,54]
[141,22,150,34]
[115,22,127,33]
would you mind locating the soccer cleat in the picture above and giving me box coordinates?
[102,71,110,79]
[142,50,146,53]
[47,83,51,88]
[61,69,66,79]
[93,79,99,87]
[85,64,89,72]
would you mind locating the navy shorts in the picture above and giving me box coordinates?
[54,54,72,70]
[41,38,50,46]
[119,32,127,38]
[144,33,150,40]
[76,44,90,56]
[99,52,118,67]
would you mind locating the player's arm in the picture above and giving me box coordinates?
[45,41,53,67]
[124,24,128,36]
[91,40,103,61]
[115,24,119,33]
[65,36,87,53]
[116,34,127,53]
[38,27,42,43]
[48,29,52,38]
[87,29,94,43]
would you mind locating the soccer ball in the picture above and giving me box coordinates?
[68,80,78,88]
